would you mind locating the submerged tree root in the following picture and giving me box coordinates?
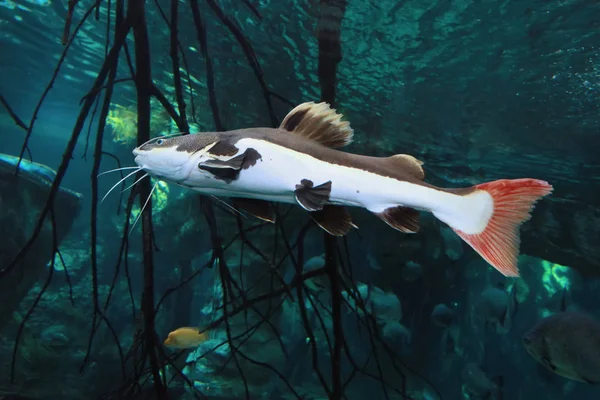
[0,1,444,399]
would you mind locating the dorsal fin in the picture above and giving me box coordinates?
[387,154,425,180]
[279,102,354,148]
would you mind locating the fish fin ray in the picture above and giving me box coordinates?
[232,198,276,223]
[373,205,420,233]
[311,205,358,236]
[294,179,332,211]
[198,163,240,182]
[200,156,244,170]
[387,154,425,180]
[446,179,553,277]
[279,102,353,148]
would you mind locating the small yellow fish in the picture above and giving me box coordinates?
[163,327,208,349]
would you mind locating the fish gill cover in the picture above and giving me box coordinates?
[0,0,599,400]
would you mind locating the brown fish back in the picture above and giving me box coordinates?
[219,128,434,187]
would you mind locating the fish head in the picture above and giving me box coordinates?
[132,134,219,185]
[133,136,194,183]
[522,329,539,355]
[163,333,177,347]
[523,325,563,374]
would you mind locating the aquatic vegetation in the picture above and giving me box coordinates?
[106,100,174,145]
[106,104,138,145]
[128,178,169,225]
[0,0,15,10]
[541,260,571,297]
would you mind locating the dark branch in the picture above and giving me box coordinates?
[131,0,167,397]
[0,94,29,131]
[190,0,224,131]
[205,0,279,127]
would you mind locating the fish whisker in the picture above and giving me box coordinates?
[101,168,141,203]
[211,195,246,218]
[129,181,158,234]
[122,173,148,193]
[97,166,141,177]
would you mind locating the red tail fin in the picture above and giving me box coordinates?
[451,178,553,277]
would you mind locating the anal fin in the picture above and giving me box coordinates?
[311,205,357,236]
[374,206,420,233]
[294,179,332,211]
[232,198,275,223]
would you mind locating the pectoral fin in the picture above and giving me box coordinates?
[294,179,332,211]
[198,148,262,183]
[198,163,240,182]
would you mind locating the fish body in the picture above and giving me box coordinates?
[402,261,423,282]
[132,102,553,277]
[477,287,510,327]
[136,128,455,211]
[461,363,501,399]
[164,327,207,349]
[523,311,600,383]
[431,303,454,328]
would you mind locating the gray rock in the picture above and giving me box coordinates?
[0,154,82,332]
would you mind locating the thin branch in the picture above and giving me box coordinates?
[2,2,133,283]
[168,0,190,132]
[0,94,29,131]
[16,2,95,174]
[62,0,80,45]
[131,0,166,396]
[242,0,262,19]
[205,0,278,127]
[10,208,58,383]
[190,0,224,131]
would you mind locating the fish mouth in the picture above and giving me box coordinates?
[133,158,190,185]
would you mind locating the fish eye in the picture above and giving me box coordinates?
[156,139,164,145]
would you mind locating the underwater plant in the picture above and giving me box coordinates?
[107,104,138,145]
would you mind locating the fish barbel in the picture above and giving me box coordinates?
[131,102,553,277]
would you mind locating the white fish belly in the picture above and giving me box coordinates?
[212,138,462,214]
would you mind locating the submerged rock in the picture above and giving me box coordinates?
[0,154,82,333]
